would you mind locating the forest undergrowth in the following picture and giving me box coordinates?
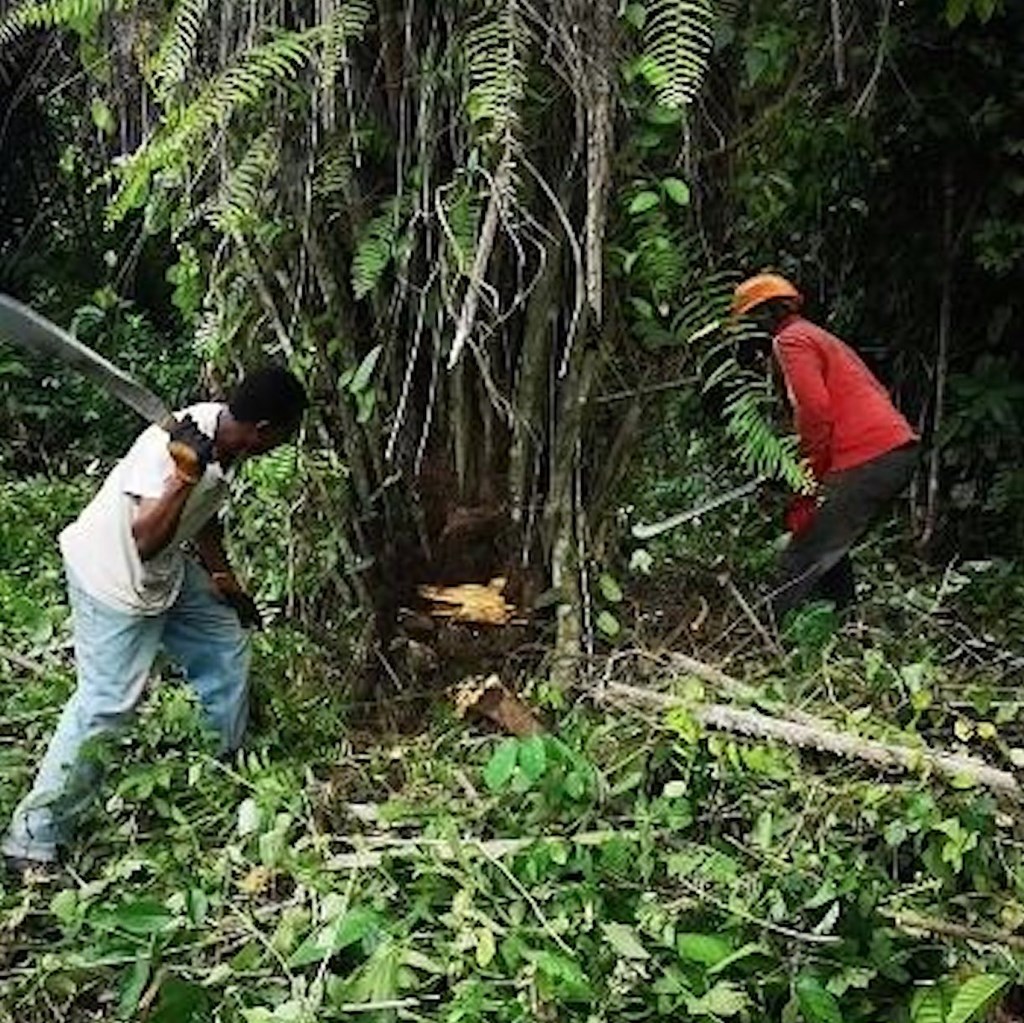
[2,474,1024,1023]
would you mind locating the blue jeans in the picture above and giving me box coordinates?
[3,560,250,863]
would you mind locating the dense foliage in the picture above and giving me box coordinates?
[3,481,1024,1021]
[1,0,1023,1020]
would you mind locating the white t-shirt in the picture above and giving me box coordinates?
[60,403,233,615]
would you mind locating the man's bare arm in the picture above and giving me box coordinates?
[132,478,195,561]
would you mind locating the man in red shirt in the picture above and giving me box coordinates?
[732,273,919,625]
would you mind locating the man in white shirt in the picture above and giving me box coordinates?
[3,366,308,870]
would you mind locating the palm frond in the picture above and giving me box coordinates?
[638,0,715,108]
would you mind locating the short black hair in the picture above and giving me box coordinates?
[229,365,309,427]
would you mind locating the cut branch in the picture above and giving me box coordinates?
[599,681,1022,799]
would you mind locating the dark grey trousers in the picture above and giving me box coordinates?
[771,442,920,625]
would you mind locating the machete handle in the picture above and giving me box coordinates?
[159,414,202,483]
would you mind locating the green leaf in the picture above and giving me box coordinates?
[150,979,208,1023]
[945,0,973,26]
[288,906,378,968]
[707,942,770,976]
[355,387,376,424]
[475,927,496,967]
[96,899,174,937]
[598,573,624,603]
[596,610,621,637]
[751,809,773,850]
[50,888,78,925]
[628,190,660,214]
[911,986,948,1023]
[662,177,691,206]
[676,932,733,966]
[483,738,519,792]
[795,972,843,1023]
[947,974,1011,1023]
[349,344,382,394]
[518,735,547,783]
[601,922,650,960]
[237,796,260,836]
[686,981,749,1017]
[91,97,116,136]
[118,957,151,1019]
[622,2,646,29]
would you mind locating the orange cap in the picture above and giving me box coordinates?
[731,273,802,318]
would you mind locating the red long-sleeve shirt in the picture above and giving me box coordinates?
[773,315,916,479]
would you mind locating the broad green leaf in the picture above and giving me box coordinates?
[795,972,842,1023]
[349,344,382,393]
[596,610,621,637]
[598,573,624,603]
[530,950,590,998]
[707,942,770,976]
[237,796,260,836]
[662,177,691,206]
[288,906,377,968]
[653,967,686,994]
[628,190,660,214]
[96,899,174,937]
[686,981,749,1017]
[150,979,208,1023]
[475,927,496,967]
[118,957,151,1019]
[483,738,519,792]
[518,735,548,783]
[677,932,733,966]
[50,888,78,924]
[601,922,650,960]
[947,973,1011,1023]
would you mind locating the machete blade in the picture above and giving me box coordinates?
[631,478,764,541]
[0,293,171,425]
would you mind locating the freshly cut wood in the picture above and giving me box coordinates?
[418,577,518,625]
[599,682,1021,799]
[454,674,544,736]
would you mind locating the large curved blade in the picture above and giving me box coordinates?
[0,293,170,424]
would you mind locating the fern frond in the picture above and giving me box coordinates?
[351,197,403,299]
[313,145,353,201]
[721,371,811,491]
[442,180,483,277]
[110,30,317,224]
[151,0,210,100]
[210,131,278,234]
[637,0,715,108]
[0,0,122,47]
[321,0,373,83]
[465,0,528,147]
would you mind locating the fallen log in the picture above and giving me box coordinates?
[598,681,1022,799]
